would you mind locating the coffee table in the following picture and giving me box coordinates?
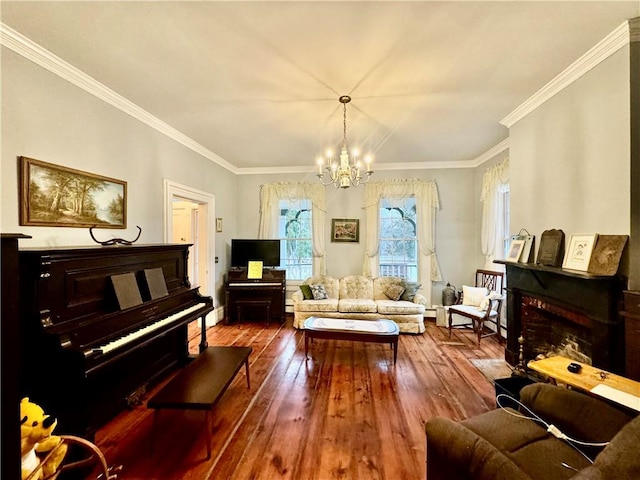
[303,317,399,364]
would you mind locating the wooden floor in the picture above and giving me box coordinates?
[94,316,505,480]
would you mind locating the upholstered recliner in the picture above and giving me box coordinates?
[425,383,639,480]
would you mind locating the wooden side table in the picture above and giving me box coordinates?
[527,356,640,412]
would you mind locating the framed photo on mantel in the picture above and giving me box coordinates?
[536,229,565,267]
[563,234,597,272]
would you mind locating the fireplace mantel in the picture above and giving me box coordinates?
[496,260,626,373]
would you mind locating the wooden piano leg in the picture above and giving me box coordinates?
[199,313,208,353]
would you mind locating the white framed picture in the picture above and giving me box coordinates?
[506,239,525,262]
[563,234,597,271]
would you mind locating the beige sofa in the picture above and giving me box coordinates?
[292,275,426,333]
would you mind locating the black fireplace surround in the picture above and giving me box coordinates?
[498,261,626,374]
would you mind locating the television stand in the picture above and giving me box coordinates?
[225,268,285,324]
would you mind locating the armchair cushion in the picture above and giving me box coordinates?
[519,383,634,444]
[462,285,488,306]
[448,304,499,318]
[574,415,640,480]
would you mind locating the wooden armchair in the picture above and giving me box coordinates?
[448,269,504,344]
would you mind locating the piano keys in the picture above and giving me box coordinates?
[225,268,286,324]
[18,243,213,439]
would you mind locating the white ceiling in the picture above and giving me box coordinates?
[2,1,639,172]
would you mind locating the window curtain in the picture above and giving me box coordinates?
[259,182,327,275]
[480,159,510,269]
[362,179,442,305]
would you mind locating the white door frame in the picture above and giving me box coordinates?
[163,179,215,303]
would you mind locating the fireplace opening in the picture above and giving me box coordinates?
[521,295,592,365]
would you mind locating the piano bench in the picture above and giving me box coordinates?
[236,299,271,324]
[146,346,252,460]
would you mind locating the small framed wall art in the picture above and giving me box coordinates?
[331,218,359,243]
[562,234,597,271]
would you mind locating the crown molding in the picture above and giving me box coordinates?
[501,19,632,128]
[471,138,510,167]
[0,23,239,175]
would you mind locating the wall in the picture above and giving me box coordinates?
[1,49,238,307]
[509,46,631,269]
[235,167,479,304]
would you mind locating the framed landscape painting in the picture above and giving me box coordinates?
[19,156,127,228]
[331,218,359,242]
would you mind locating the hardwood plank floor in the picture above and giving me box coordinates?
[94,317,505,480]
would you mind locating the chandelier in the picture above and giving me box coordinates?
[316,95,374,189]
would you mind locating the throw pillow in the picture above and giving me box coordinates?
[401,282,422,301]
[300,284,313,300]
[310,284,328,300]
[385,284,405,301]
[462,285,489,307]
[479,291,502,311]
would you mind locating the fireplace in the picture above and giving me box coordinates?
[498,261,626,373]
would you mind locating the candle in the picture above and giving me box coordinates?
[317,158,323,174]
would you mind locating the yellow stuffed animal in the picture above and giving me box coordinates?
[20,398,68,480]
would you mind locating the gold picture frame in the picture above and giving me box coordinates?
[19,156,126,228]
[331,218,359,243]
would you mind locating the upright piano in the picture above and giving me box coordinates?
[225,268,286,324]
[18,243,213,439]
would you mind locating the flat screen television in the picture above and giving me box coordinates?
[231,239,281,268]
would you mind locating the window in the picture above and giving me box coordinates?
[378,196,418,281]
[278,199,312,280]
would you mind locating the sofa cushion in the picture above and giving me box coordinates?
[299,284,313,300]
[384,284,405,301]
[338,298,377,313]
[400,282,421,301]
[310,284,329,300]
[376,300,425,315]
[295,299,339,313]
[339,275,374,299]
[302,275,339,299]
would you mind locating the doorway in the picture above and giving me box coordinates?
[163,179,216,326]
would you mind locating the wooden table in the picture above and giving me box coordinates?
[527,356,640,412]
[303,317,399,364]
[147,346,252,459]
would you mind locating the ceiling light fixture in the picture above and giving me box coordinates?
[316,95,373,189]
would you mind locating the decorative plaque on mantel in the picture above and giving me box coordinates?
[536,229,565,267]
